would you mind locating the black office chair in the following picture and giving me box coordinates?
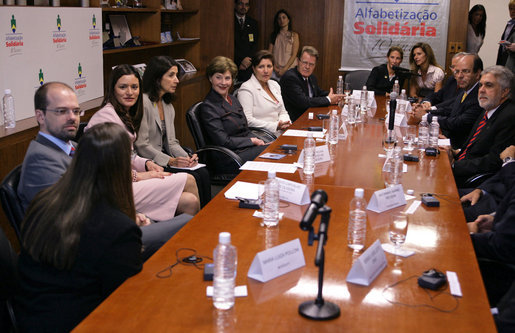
[463,172,495,188]
[0,165,23,244]
[344,70,371,91]
[74,121,88,142]
[0,225,18,332]
[186,102,244,185]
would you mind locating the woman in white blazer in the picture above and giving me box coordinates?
[238,50,291,136]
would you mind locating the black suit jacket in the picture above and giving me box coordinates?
[479,162,515,205]
[365,64,405,96]
[430,83,483,149]
[471,186,515,264]
[280,67,329,122]
[453,100,515,186]
[199,89,254,151]
[423,76,459,114]
[497,22,515,66]
[15,203,142,333]
[234,15,258,82]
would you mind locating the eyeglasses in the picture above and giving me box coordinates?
[44,108,84,116]
[237,1,249,7]
[453,69,473,75]
[300,60,316,68]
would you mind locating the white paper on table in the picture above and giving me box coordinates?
[381,243,416,257]
[206,285,247,297]
[239,161,298,173]
[224,181,261,200]
[283,129,325,138]
[169,163,206,170]
[438,138,451,146]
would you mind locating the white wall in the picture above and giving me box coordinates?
[471,1,511,67]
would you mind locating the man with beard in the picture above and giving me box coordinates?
[451,66,515,188]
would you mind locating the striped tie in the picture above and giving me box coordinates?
[69,146,75,157]
[457,113,487,161]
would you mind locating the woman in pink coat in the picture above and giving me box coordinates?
[86,64,199,220]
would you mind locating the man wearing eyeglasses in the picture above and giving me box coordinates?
[18,82,80,210]
[17,82,192,260]
[281,45,342,122]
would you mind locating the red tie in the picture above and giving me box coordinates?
[69,146,75,157]
[458,113,488,161]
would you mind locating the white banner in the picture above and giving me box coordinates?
[341,0,450,71]
[0,7,103,123]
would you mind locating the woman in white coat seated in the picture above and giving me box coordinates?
[237,50,291,137]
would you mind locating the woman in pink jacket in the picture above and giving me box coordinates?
[86,64,200,220]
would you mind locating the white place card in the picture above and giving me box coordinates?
[438,138,451,146]
[351,90,376,108]
[346,240,387,286]
[338,121,348,140]
[284,129,325,138]
[367,184,407,213]
[276,177,310,205]
[297,145,331,166]
[248,238,306,283]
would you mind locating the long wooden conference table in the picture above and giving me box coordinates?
[73,97,496,332]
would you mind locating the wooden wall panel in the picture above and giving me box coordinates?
[200,0,234,71]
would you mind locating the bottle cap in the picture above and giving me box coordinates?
[395,80,399,84]
[332,109,338,115]
[4,89,11,95]
[432,116,438,122]
[268,170,276,179]
[338,75,342,79]
[354,188,364,198]
[407,189,415,195]
[362,85,366,90]
[219,232,231,244]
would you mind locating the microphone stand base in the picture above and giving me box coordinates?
[298,300,340,320]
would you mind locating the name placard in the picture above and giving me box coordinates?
[297,145,331,166]
[248,238,306,283]
[276,177,310,205]
[346,240,387,286]
[367,184,406,213]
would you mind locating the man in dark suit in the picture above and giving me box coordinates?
[428,53,484,149]
[234,0,258,82]
[280,45,342,122]
[417,53,466,116]
[496,2,515,66]
[451,66,515,188]
[461,145,515,221]
[17,82,190,260]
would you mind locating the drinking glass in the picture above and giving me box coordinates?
[382,130,396,156]
[404,125,417,152]
[344,82,351,97]
[389,213,408,254]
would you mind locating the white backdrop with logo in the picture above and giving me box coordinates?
[340,0,450,71]
[0,7,103,123]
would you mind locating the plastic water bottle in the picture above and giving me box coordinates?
[337,76,344,109]
[359,85,368,121]
[347,100,356,125]
[392,80,400,95]
[390,147,404,185]
[328,109,339,144]
[429,116,439,149]
[399,89,407,101]
[213,232,237,310]
[418,114,429,150]
[2,89,15,129]
[263,171,280,227]
[336,75,344,95]
[348,188,367,251]
[303,132,316,175]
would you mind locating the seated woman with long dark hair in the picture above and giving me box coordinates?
[135,56,211,207]
[15,123,143,333]
[199,56,269,173]
[86,64,200,219]
[366,46,405,95]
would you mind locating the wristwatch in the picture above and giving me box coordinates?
[503,156,514,163]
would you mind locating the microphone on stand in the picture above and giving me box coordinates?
[388,92,397,131]
[300,190,328,231]
[392,66,421,77]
